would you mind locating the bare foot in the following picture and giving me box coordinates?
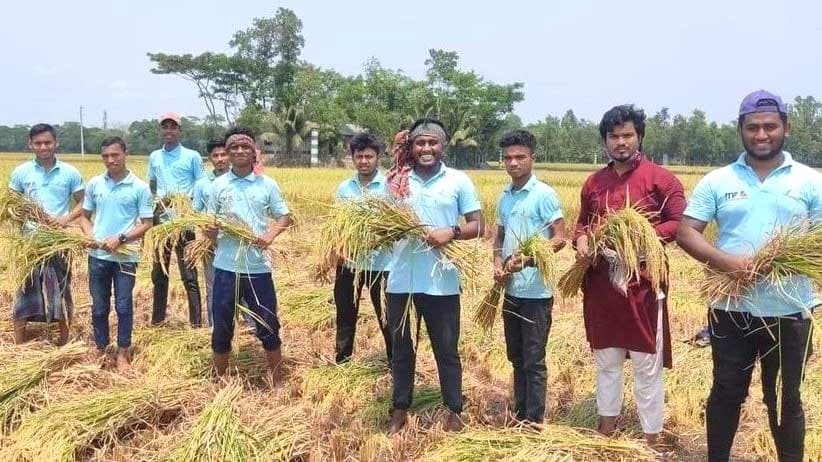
[55,320,70,346]
[598,416,617,437]
[116,348,131,373]
[387,409,407,435]
[444,411,465,432]
[13,320,27,345]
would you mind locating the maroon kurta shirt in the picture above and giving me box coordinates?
[574,154,686,368]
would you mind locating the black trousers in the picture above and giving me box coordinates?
[333,266,391,363]
[387,293,462,414]
[502,295,553,423]
[151,227,202,327]
[706,309,813,462]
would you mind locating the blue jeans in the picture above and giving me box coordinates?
[211,268,281,354]
[88,256,137,349]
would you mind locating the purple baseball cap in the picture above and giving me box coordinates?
[739,90,787,116]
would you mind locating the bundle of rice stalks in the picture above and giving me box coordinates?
[1,379,200,462]
[0,342,87,435]
[0,190,55,228]
[279,288,335,330]
[155,192,195,218]
[314,196,482,289]
[164,383,261,462]
[558,203,666,298]
[361,386,441,425]
[134,327,211,378]
[426,425,654,461]
[301,360,386,410]
[2,226,139,290]
[473,234,560,332]
[699,222,822,305]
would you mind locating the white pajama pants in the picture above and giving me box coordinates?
[593,297,665,434]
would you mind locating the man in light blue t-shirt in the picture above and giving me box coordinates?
[493,130,566,424]
[385,117,484,434]
[677,90,821,462]
[148,112,204,327]
[80,136,153,372]
[332,132,392,365]
[9,123,85,346]
[205,127,293,384]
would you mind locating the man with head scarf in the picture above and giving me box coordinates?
[384,117,484,433]
[574,105,686,447]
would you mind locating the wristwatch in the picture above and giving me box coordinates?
[118,233,129,244]
[451,225,462,239]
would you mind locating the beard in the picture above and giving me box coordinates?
[743,136,785,161]
[605,149,639,164]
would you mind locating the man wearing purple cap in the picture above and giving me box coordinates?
[148,113,204,327]
[678,90,821,462]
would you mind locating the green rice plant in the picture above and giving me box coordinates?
[164,383,261,462]
[425,426,654,461]
[314,196,483,291]
[1,379,200,462]
[2,226,139,291]
[558,202,666,298]
[0,342,87,435]
[700,222,822,306]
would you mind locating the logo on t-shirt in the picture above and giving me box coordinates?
[723,190,748,201]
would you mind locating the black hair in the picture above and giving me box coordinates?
[29,123,56,140]
[408,117,449,141]
[349,132,383,155]
[499,129,536,153]
[206,138,225,154]
[737,112,789,129]
[101,136,127,152]
[223,126,256,144]
[599,105,646,141]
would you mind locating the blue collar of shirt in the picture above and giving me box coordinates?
[32,158,62,173]
[410,162,447,185]
[733,151,794,178]
[348,170,386,188]
[504,174,538,194]
[227,169,259,183]
[161,144,182,156]
[105,170,135,186]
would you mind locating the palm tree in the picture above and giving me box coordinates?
[265,106,312,163]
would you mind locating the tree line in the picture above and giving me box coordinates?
[1,7,819,166]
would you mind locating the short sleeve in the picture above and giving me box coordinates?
[457,174,482,216]
[683,175,717,224]
[82,181,95,212]
[191,153,205,182]
[539,187,564,224]
[267,180,290,217]
[147,153,157,182]
[138,184,154,218]
[8,168,22,192]
[71,169,85,193]
[192,181,206,213]
[807,172,822,224]
[494,195,504,227]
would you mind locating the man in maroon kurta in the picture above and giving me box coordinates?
[574,105,685,445]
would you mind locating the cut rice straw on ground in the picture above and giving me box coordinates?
[164,382,261,462]
[558,202,666,298]
[700,221,822,307]
[425,425,654,461]
[1,379,201,462]
[0,342,87,435]
[473,233,560,332]
[313,196,483,291]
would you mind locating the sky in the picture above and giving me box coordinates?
[2,0,820,128]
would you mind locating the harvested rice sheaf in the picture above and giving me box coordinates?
[0,190,56,228]
[700,222,822,306]
[558,203,667,298]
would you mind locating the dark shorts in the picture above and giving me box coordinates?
[14,254,74,322]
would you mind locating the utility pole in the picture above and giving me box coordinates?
[79,106,85,157]
[103,110,108,130]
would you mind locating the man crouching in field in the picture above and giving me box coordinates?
[9,123,85,345]
[79,137,153,372]
[677,90,821,462]
[493,129,565,424]
[205,127,293,384]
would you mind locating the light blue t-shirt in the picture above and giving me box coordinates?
[684,152,822,316]
[496,175,564,299]
[192,170,221,213]
[82,171,154,263]
[207,170,291,274]
[386,164,482,296]
[336,171,391,272]
[147,144,204,197]
[9,159,84,218]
